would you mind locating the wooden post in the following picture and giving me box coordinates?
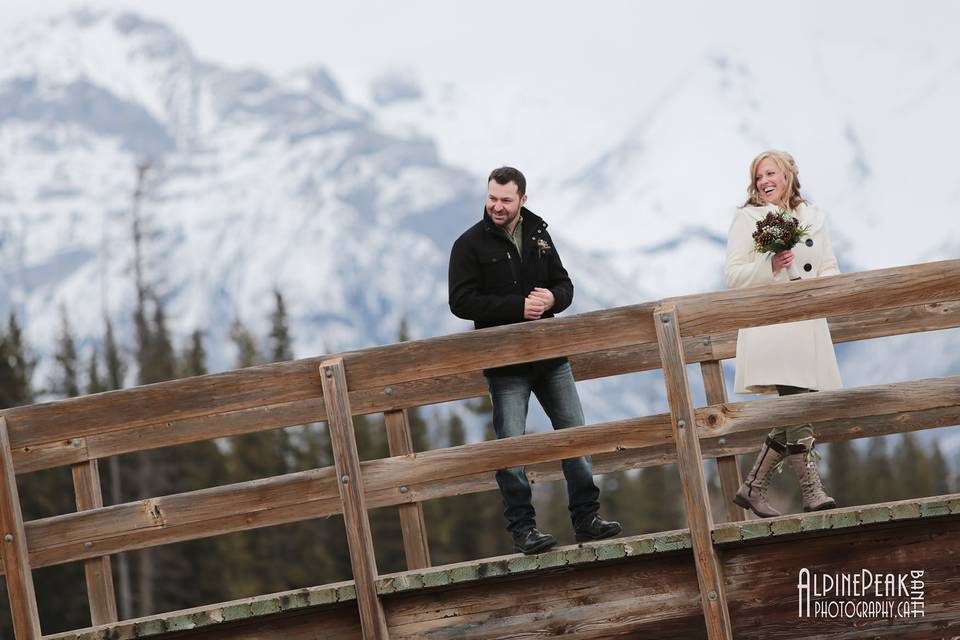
[699,361,748,523]
[0,417,42,639]
[320,359,390,640]
[383,410,431,570]
[654,306,733,640]
[72,459,119,625]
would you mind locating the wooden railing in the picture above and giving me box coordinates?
[1,259,959,639]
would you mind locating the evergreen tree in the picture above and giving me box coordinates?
[826,440,863,507]
[220,315,304,596]
[269,289,293,363]
[635,463,685,533]
[0,313,34,407]
[53,306,80,397]
[895,433,933,500]
[146,301,176,384]
[864,436,896,503]
[928,440,951,496]
[86,347,107,395]
[104,317,126,391]
[99,316,134,619]
[230,318,263,368]
[1,314,89,634]
[180,330,207,378]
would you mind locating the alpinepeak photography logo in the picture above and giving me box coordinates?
[798,568,925,619]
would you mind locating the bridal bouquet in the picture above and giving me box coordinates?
[752,209,809,281]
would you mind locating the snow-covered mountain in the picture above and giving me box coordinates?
[0,9,647,417]
[0,9,957,452]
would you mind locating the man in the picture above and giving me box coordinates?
[448,166,621,555]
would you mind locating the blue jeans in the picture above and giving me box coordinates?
[485,360,600,533]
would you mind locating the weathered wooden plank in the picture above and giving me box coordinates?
[19,416,671,570]
[668,259,960,337]
[712,492,960,543]
[386,556,704,640]
[697,376,960,441]
[383,410,431,570]
[42,494,960,640]
[723,515,960,639]
[6,343,676,475]
[699,360,745,523]
[655,305,733,640]
[700,404,960,461]
[320,358,389,640]
[1,304,657,449]
[0,418,42,639]
[11,396,960,573]
[43,579,361,640]
[72,459,118,625]
[8,297,960,476]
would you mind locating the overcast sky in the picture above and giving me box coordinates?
[3,1,955,109]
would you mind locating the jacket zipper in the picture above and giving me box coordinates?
[506,251,518,283]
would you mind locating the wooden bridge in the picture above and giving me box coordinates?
[2,260,959,639]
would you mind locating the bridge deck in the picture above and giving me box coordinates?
[48,493,960,640]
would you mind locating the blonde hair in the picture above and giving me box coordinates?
[743,150,807,210]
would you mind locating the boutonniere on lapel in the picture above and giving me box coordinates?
[536,238,552,257]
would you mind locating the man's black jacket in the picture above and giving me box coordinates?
[448,207,573,375]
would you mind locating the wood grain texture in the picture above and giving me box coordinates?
[0,418,41,639]
[6,297,960,476]
[320,358,389,640]
[655,305,733,640]
[43,495,960,640]
[667,259,960,337]
[9,387,959,573]
[72,459,118,625]
[696,376,960,440]
[383,410,431,570]
[0,304,657,451]
[699,361,746,523]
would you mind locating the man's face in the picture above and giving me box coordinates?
[486,180,526,229]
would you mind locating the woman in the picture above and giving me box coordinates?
[725,150,840,518]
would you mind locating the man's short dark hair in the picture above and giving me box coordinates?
[488,166,526,197]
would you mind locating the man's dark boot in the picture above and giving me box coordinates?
[574,515,622,543]
[513,528,557,555]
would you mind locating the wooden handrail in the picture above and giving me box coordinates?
[7,376,958,574]
[2,259,958,639]
[6,298,960,476]
[3,260,957,459]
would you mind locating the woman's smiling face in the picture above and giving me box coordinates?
[755,157,787,207]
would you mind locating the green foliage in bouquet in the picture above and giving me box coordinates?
[752,208,809,254]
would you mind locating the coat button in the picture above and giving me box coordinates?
[803,263,813,272]
[805,238,813,247]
